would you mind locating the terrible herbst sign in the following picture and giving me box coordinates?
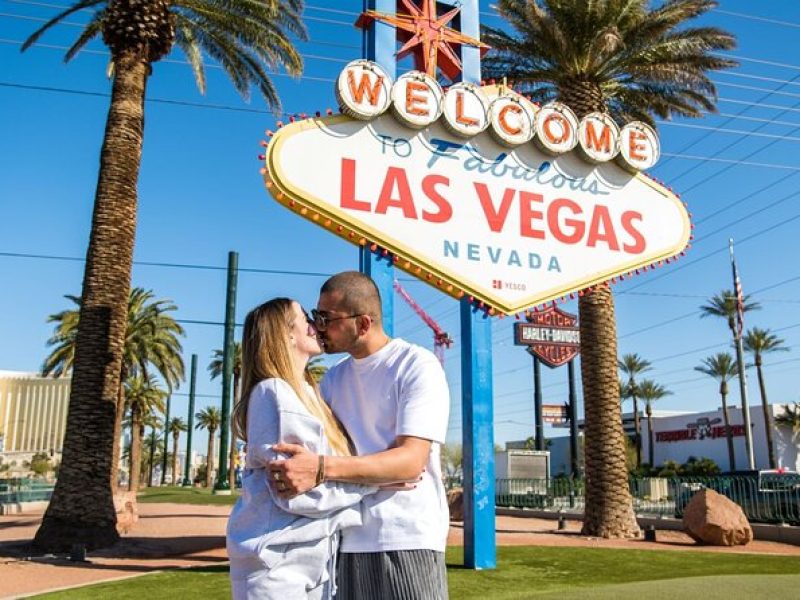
[263,60,691,315]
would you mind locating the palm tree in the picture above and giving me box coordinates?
[145,417,163,487]
[196,406,222,488]
[743,327,788,469]
[774,402,800,443]
[618,354,652,469]
[699,290,761,338]
[636,379,672,467]
[209,342,242,490]
[482,0,736,539]
[41,295,82,377]
[26,1,306,552]
[308,356,328,383]
[695,353,739,471]
[41,289,185,490]
[168,417,188,485]
[124,375,166,491]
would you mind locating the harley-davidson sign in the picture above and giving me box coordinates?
[514,305,580,367]
[263,60,691,315]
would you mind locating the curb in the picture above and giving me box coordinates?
[496,508,800,546]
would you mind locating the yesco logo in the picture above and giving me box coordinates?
[335,59,660,172]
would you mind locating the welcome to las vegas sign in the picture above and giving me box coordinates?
[263,60,691,315]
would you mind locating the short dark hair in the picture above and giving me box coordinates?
[320,271,383,321]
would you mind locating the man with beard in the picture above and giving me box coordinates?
[269,271,450,600]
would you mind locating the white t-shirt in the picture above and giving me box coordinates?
[321,338,450,553]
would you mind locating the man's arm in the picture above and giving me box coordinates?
[269,435,430,496]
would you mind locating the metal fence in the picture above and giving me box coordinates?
[0,478,55,504]
[492,475,800,526]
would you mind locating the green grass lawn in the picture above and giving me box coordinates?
[34,546,800,599]
[136,486,239,505]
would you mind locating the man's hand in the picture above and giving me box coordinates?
[268,443,319,497]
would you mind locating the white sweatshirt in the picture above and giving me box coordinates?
[226,378,374,599]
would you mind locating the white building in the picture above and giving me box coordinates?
[642,403,799,472]
[0,371,71,474]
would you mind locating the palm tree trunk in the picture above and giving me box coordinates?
[646,402,655,467]
[172,432,180,485]
[147,426,157,486]
[561,82,639,538]
[129,407,143,491]
[206,428,215,488]
[34,53,148,552]
[228,374,240,490]
[579,284,640,538]
[720,386,736,471]
[632,395,641,468]
[756,363,777,469]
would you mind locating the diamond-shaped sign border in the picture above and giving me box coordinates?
[263,112,690,315]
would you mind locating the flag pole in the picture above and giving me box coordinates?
[729,238,755,470]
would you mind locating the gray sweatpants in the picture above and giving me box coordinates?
[335,549,448,600]
[229,536,335,600]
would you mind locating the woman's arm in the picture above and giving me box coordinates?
[268,435,429,496]
[248,380,376,516]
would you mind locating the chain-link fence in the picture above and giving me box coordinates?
[487,474,800,525]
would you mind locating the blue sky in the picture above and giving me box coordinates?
[2,0,800,458]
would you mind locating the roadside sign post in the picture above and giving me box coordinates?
[515,305,581,474]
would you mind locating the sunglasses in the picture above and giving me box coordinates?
[311,308,363,330]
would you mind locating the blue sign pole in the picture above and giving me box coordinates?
[360,0,396,334]
[448,0,496,570]
[460,299,495,569]
[362,0,494,567]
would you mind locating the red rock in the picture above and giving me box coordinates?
[447,488,463,522]
[682,488,752,546]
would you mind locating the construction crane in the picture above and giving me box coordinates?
[393,279,454,365]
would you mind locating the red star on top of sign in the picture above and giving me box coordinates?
[355,0,490,81]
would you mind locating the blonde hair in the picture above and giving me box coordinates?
[232,297,352,456]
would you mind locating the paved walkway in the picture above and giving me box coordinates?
[1,504,799,598]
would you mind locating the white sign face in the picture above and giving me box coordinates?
[265,112,690,314]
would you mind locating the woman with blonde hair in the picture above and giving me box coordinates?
[226,297,374,599]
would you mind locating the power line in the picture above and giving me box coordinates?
[668,78,800,187]
[618,263,800,339]
[659,152,800,171]
[5,78,800,172]
[620,208,800,293]
[717,53,800,73]
[714,9,800,29]
[0,250,334,277]
[720,97,800,114]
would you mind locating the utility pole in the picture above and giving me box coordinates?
[214,251,238,493]
[568,359,579,479]
[182,354,197,486]
[160,394,171,485]
[729,239,755,470]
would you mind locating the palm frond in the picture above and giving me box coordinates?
[21,0,105,52]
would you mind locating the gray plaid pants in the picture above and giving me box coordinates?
[336,549,448,599]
